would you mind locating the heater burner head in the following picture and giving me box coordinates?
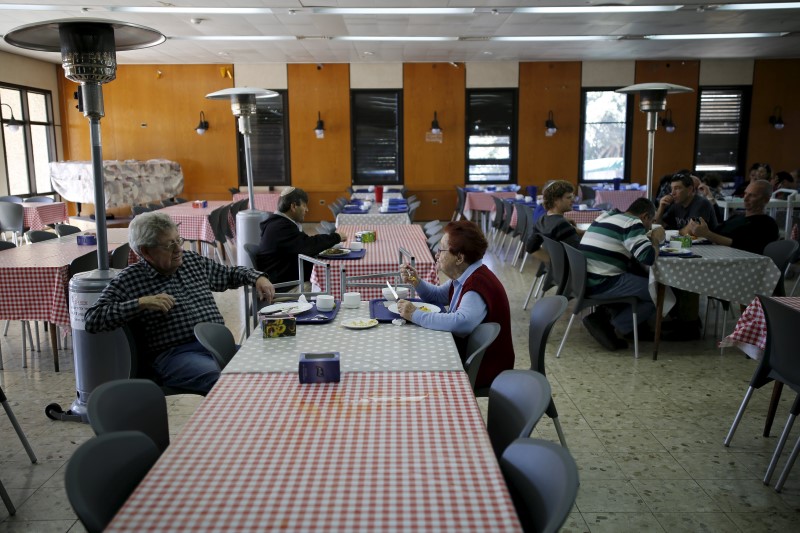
[206,88,279,117]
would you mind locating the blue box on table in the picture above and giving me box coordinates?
[299,352,341,383]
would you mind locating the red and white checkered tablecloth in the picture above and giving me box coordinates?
[463,191,516,220]
[720,297,800,360]
[106,372,522,533]
[21,202,68,230]
[232,192,280,213]
[161,201,231,244]
[0,239,126,326]
[311,224,438,300]
[594,189,646,211]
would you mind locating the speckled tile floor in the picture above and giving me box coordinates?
[1,228,799,532]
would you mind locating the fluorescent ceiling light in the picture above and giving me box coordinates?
[645,32,788,40]
[110,7,273,15]
[0,4,67,10]
[312,8,475,15]
[514,5,682,14]
[714,2,800,10]
[491,35,621,42]
[334,36,459,41]
[170,35,295,41]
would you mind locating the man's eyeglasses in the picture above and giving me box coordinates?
[153,237,185,251]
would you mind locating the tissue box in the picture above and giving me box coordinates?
[299,352,341,383]
[76,234,97,245]
[260,315,296,338]
[192,200,208,208]
[355,230,376,243]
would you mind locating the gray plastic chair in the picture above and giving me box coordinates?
[24,230,57,243]
[24,196,54,203]
[54,223,82,237]
[110,242,131,269]
[0,201,24,245]
[87,379,170,453]
[131,205,152,216]
[193,322,238,370]
[463,322,501,396]
[0,196,23,203]
[487,370,553,459]
[65,431,160,533]
[1,385,38,515]
[500,438,579,533]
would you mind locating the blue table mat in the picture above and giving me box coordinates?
[319,249,366,260]
[295,301,341,324]
[369,298,424,322]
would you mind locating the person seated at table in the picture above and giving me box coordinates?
[771,171,795,196]
[84,212,275,394]
[655,172,718,232]
[733,163,760,197]
[254,187,344,291]
[579,198,665,350]
[397,220,514,389]
[687,180,779,255]
[525,180,583,255]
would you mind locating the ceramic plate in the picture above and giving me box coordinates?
[387,302,441,315]
[660,247,691,255]
[319,248,351,258]
[259,301,313,315]
[342,318,379,329]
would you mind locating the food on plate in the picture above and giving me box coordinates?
[321,248,348,256]
[417,305,432,312]
[347,319,377,328]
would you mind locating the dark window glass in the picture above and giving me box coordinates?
[466,89,516,184]
[237,90,290,186]
[580,89,631,182]
[351,90,402,185]
[694,87,750,179]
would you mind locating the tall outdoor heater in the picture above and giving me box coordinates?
[4,19,164,422]
[616,83,693,199]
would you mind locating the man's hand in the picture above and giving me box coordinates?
[658,194,674,210]
[649,226,666,244]
[255,276,275,304]
[396,299,416,320]
[139,294,176,313]
[336,233,347,243]
[400,263,420,287]
[688,217,711,238]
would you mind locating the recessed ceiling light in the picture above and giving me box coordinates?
[491,35,621,42]
[111,6,273,14]
[334,36,459,42]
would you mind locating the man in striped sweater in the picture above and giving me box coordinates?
[578,198,664,350]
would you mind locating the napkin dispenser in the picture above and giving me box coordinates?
[299,351,341,383]
[76,234,97,245]
[260,314,297,338]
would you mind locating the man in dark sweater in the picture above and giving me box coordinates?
[525,179,583,255]
[655,172,718,232]
[255,188,344,290]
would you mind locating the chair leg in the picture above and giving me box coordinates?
[1,399,38,464]
[21,323,27,368]
[724,386,755,446]
[632,311,639,359]
[523,275,539,310]
[765,413,796,485]
[556,314,577,358]
[33,322,40,352]
[552,416,568,449]
[791,275,800,296]
[3,320,9,336]
[0,479,15,515]
[775,435,800,492]
[519,252,529,272]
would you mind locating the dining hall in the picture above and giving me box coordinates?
[1,2,800,532]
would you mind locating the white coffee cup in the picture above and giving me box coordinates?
[316,294,335,311]
[349,241,363,251]
[343,292,361,308]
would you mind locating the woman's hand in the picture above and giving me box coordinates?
[396,299,416,320]
[400,263,420,287]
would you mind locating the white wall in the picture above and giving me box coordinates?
[234,63,288,90]
[466,62,519,88]
[699,59,754,85]
[582,61,636,87]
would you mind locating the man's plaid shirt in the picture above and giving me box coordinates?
[84,251,263,357]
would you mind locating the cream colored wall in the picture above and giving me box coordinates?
[582,61,636,87]
[0,51,62,195]
[350,63,403,88]
[466,62,519,88]
[233,63,288,90]
[699,59,754,85]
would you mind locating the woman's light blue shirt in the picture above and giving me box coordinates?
[411,260,487,337]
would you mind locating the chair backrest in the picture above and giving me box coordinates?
[759,295,800,390]
[131,205,151,216]
[408,200,421,222]
[500,438,579,533]
[25,196,55,203]
[110,243,131,269]
[87,379,170,453]
[0,241,16,251]
[463,322,501,390]
[528,295,569,374]
[0,201,24,233]
[513,203,527,238]
[500,200,515,232]
[763,239,799,296]
[540,236,569,296]
[491,196,506,229]
[328,203,341,217]
[147,202,163,210]
[161,198,177,207]
[54,223,82,237]
[487,370,553,459]
[65,431,160,533]
[455,186,466,214]
[217,203,234,240]
[427,232,443,253]
[194,322,238,369]
[562,242,591,305]
[206,205,227,244]
[0,196,23,203]
[69,250,99,277]
[25,230,57,243]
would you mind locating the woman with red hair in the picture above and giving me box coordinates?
[398,220,514,389]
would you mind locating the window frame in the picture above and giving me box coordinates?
[235,89,291,187]
[578,87,634,184]
[0,83,58,197]
[350,89,403,186]
[692,85,751,180]
[464,88,518,185]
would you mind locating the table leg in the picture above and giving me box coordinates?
[653,283,665,360]
[763,381,784,438]
[48,323,59,372]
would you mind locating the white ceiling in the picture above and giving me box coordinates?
[1,1,799,65]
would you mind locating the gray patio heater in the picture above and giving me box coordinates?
[616,83,693,199]
[206,88,278,269]
[4,19,164,422]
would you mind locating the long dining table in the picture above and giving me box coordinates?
[160,201,231,245]
[21,201,69,230]
[335,203,411,227]
[232,192,281,213]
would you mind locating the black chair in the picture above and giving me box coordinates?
[517,204,537,271]
[65,431,160,533]
[506,203,528,264]
[489,196,505,247]
[1,385,38,515]
[452,186,466,221]
[54,223,82,237]
[131,205,152,216]
[110,242,131,269]
[87,379,170,454]
[500,438,579,533]
[558,243,641,358]
[494,200,516,256]
[194,322,238,371]
[487,370,552,459]
[539,236,570,298]
[463,322,501,396]
[24,229,57,243]
[147,202,163,211]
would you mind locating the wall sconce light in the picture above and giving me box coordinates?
[314,112,325,139]
[195,111,209,135]
[661,108,676,133]
[1,103,23,133]
[430,111,442,134]
[769,106,785,130]
[545,111,557,137]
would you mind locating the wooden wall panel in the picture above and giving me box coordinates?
[403,63,465,221]
[631,61,699,186]
[57,64,236,215]
[746,59,800,174]
[518,62,582,188]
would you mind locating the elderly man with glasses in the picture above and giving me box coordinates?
[85,211,274,394]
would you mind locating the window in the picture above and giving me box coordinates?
[351,90,402,185]
[1,85,57,196]
[466,89,516,183]
[580,89,632,182]
[237,90,290,186]
[694,87,750,178]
